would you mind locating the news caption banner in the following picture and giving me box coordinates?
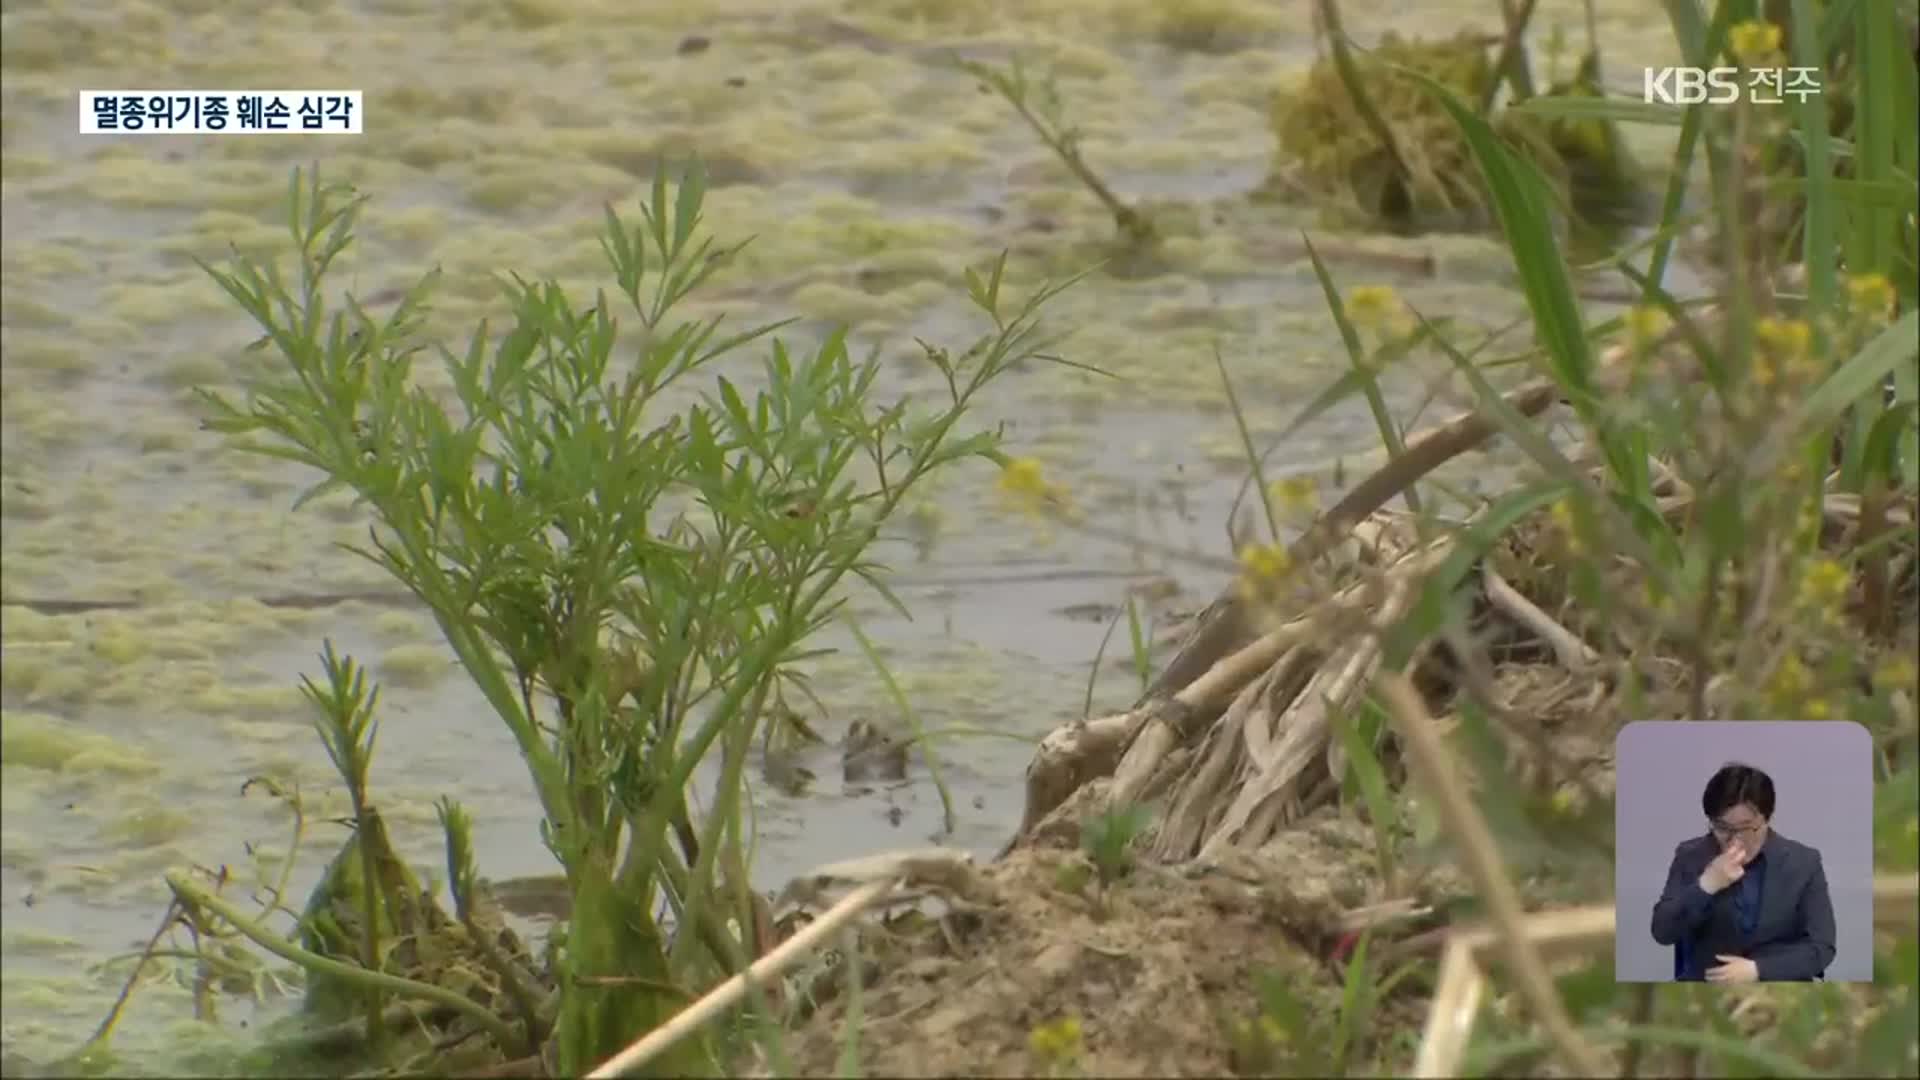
[79,90,362,134]
[1642,66,1822,105]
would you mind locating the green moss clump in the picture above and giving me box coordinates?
[1495,54,1647,232]
[1269,35,1645,237]
[1270,31,1497,229]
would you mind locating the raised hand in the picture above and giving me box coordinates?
[1698,839,1752,894]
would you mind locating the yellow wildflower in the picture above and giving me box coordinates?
[1236,542,1293,604]
[996,457,1075,528]
[1755,316,1811,361]
[1345,285,1403,331]
[1550,498,1576,531]
[998,457,1049,499]
[1767,654,1811,700]
[1625,305,1669,350]
[1801,697,1832,720]
[1846,273,1897,321]
[1258,1014,1289,1046]
[1728,19,1783,66]
[1547,498,1585,553]
[1798,557,1851,609]
[1029,1016,1084,1063]
[1239,542,1292,581]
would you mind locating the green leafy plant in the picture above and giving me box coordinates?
[1080,801,1152,889]
[191,161,1081,1074]
[298,643,389,1046]
[1227,940,1419,1077]
[1333,701,1404,895]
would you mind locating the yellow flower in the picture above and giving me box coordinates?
[1755,316,1811,361]
[1547,498,1586,553]
[1345,285,1403,331]
[1846,273,1897,321]
[1798,557,1851,608]
[1257,1014,1289,1046]
[1768,655,1811,700]
[1236,542,1293,604]
[1029,1016,1084,1063]
[998,456,1049,499]
[1802,697,1832,720]
[1239,542,1292,581]
[997,455,1073,515]
[1728,19,1783,66]
[1550,498,1576,531]
[1625,305,1669,350]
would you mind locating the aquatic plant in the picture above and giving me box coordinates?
[1270,2,1647,236]
[184,161,1082,1075]
[964,57,1159,247]
[1272,28,1501,227]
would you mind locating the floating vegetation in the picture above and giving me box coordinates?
[1268,25,1646,235]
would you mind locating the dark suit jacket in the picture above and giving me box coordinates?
[1649,830,1836,981]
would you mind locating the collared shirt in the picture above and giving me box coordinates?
[1674,832,1772,980]
[1733,848,1768,939]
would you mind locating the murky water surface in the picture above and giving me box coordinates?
[0,0,1687,1068]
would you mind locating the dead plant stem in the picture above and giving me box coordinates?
[80,900,182,1056]
[586,876,900,1079]
[1377,673,1609,1076]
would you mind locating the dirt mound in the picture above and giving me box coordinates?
[759,812,1451,1078]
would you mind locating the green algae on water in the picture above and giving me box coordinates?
[1,710,159,777]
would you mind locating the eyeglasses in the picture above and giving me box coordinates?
[1708,818,1765,839]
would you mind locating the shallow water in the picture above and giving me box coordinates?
[0,0,1689,1069]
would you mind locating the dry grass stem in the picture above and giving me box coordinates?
[1483,563,1597,669]
[1377,673,1610,1076]
[586,877,899,1079]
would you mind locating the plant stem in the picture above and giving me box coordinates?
[1376,674,1609,1077]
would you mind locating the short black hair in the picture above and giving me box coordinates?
[1702,762,1776,819]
